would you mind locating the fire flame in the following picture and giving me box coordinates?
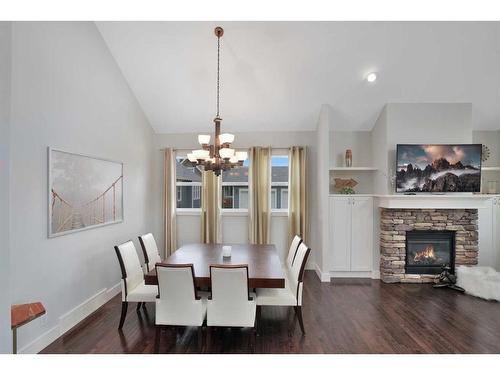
[413,245,436,262]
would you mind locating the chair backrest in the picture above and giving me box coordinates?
[286,235,303,269]
[114,241,144,300]
[288,242,311,306]
[138,233,162,272]
[207,265,255,327]
[155,264,205,326]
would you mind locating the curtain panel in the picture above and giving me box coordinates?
[248,146,271,244]
[288,146,308,246]
[201,170,221,243]
[164,148,177,256]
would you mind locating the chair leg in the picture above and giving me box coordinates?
[206,326,212,353]
[198,326,203,353]
[142,302,147,311]
[295,306,305,335]
[252,326,257,353]
[118,302,128,330]
[136,302,142,312]
[154,326,161,353]
[256,306,262,336]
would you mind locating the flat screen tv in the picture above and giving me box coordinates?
[396,144,482,193]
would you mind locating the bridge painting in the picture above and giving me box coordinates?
[48,148,123,237]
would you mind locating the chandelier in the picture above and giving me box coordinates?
[187,27,247,176]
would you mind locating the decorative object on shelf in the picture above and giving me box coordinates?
[187,27,247,176]
[339,187,355,195]
[334,178,358,194]
[482,144,491,162]
[345,149,352,167]
[487,180,497,194]
[222,245,232,258]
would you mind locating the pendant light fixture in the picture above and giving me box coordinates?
[188,26,247,176]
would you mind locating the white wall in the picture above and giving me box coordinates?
[0,21,11,354]
[154,130,318,268]
[9,22,158,353]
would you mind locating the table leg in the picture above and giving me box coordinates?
[12,327,17,354]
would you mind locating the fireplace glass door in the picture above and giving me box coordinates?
[405,231,455,274]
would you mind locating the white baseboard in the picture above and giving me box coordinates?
[19,282,121,354]
[371,270,381,279]
[330,271,373,278]
[314,263,331,282]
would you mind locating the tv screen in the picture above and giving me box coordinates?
[396,144,482,193]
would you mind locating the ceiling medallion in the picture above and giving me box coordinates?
[187,27,247,176]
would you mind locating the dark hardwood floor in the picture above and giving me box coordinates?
[41,271,500,354]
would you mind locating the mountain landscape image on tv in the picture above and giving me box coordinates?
[396,144,482,193]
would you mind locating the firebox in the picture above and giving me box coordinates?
[405,231,455,275]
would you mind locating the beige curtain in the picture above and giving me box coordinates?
[164,148,177,257]
[248,147,271,244]
[201,170,221,243]
[288,146,308,246]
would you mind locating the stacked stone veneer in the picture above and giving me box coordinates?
[380,208,478,283]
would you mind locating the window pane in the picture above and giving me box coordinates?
[222,158,249,209]
[176,156,202,209]
[271,155,289,210]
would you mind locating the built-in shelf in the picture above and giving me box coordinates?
[330,167,378,171]
[482,166,500,171]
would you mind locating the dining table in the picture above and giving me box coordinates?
[145,243,285,289]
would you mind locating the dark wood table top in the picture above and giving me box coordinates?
[145,243,285,289]
[11,302,46,329]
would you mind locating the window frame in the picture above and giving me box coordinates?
[271,150,289,214]
[175,152,202,213]
[221,150,250,213]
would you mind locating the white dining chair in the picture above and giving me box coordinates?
[155,264,208,353]
[114,240,158,329]
[138,233,162,273]
[256,242,311,335]
[286,235,303,270]
[206,265,257,351]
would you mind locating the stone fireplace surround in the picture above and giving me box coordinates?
[380,208,479,283]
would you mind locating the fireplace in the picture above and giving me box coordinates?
[405,231,455,275]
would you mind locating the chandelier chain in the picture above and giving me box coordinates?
[216,34,220,118]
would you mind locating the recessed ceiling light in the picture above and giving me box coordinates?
[366,72,377,83]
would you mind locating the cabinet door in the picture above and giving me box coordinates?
[329,197,351,271]
[350,197,373,271]
[478,198,494,267]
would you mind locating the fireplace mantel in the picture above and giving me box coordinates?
[375,194,492,209]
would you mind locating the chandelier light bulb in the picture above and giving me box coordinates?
[198,134,211,145]
[366,72,377,83]
[219,133,235,144]
[219,148,235,159]
[235,151,248,161]
[193,149,210,159]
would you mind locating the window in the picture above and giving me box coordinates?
[271,154,289,211]
[176,155,202,209]
[222,157,249,209]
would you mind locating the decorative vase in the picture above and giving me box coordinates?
[345,149,352,167]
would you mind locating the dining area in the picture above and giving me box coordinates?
[113,233,311,353]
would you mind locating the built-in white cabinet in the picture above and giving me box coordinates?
[328,196,373,273]
[478,197,500,270]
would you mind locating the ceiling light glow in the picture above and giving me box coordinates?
[366,72,377,83]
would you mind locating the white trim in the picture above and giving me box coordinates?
[221,209,248,217]
[271,210,288,217]
[176,208,201,216]
[176,181,202,186]
[330,271,373,278]
[314,263,331,282]
[221,182,248,186]
[18,282,121,354]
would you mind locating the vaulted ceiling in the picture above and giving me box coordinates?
[96,21,500,133]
